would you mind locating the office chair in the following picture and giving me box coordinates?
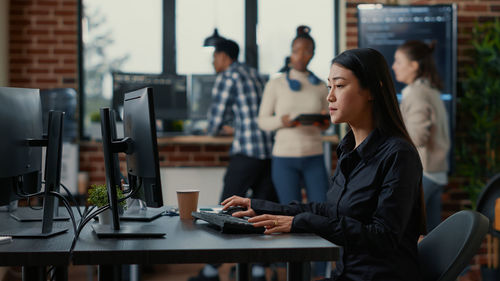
[475,174,500,270]
[476,174,500,234]
[418,210,489,281]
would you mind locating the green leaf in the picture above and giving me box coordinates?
[87,184,127,209]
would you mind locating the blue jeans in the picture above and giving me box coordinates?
[422,175,443,232]
[272,154,329,277]
[271,155,329,204]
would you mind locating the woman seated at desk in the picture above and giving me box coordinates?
[222,48,427,281]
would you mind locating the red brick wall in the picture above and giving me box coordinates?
[9,0,78,89]
[79,142,232,185]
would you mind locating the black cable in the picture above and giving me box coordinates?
[14,176,44,198]
[121,177,142,202]
[81,204,94,223]
[13,178,44,210]
[69,179,144,259]
[58,182,83,218]
[77,205,109,235]
[48,191,78,235]
[69,204,110,259]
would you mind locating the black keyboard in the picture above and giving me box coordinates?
[191,211,265,234]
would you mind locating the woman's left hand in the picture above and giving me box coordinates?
[248,214,294,234]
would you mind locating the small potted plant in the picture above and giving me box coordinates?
[87,184,126,224]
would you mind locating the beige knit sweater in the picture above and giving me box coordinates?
[400,78,450,173]
[258,69,328,157]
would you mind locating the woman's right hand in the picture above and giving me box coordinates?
[281,114,295,127]
[221,195,256,217]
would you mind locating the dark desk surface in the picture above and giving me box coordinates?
[0,209,74,266]
[72,215,339,266]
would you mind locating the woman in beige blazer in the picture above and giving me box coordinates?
[392,40,450,232]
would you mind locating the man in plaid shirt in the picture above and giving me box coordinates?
[207,39,278,204]
[189,39,278,281]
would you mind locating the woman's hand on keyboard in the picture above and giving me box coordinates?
[248,214,293,234]
[221,195,256,217]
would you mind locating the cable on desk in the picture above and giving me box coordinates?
[48,191,77,235]
[68,179,144,259]
[58,182,83,218]
[12,176,44,210]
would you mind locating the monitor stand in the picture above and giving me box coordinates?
[91,223,166,238]
[120,199,166,221]
[95,108,166,238]
[0,225,68,238]
[0,200,18,212]
[9,204,70,222]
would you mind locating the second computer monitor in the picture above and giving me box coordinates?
[123,87,163,208]
[0,87,43,180]
[0,87,67,237]
[0,87,42,207]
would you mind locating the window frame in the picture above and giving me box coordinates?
[77,0,338,139]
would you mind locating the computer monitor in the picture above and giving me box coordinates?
[188,74,270,120]
[120,87,165,221]
[188,74,216,120]
[0,87,43,179]
[357,4,457,173]
[186,74,269,134]
[112,72,187,122]
[0,87,67,237]
[93,88,165,237]
[123,90,163,207]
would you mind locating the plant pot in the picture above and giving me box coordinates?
[481,266,500,281]
[98,209,113,225]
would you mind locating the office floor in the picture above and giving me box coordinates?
[1,263,287,281]
[0,264,481,281]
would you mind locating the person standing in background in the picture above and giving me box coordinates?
[392,40,450,232]
[190,38,278,281]
[258,25,329,279]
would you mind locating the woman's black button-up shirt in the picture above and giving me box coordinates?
[252,129,423,281]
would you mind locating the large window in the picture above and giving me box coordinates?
[258,0,334,80]
[176,0,245,74]
[80,0,337,138]
[82,0,162,137]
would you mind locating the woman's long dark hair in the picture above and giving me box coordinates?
[332,48,412,145]
[397,40,443,90]
[332,48,427,234]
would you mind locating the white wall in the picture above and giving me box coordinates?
[160,167,226,207]
[0,0,8,86]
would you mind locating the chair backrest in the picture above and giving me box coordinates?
[476,173,500,234]
[418,210,489,281]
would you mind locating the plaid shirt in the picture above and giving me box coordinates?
[207,62,273,159]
